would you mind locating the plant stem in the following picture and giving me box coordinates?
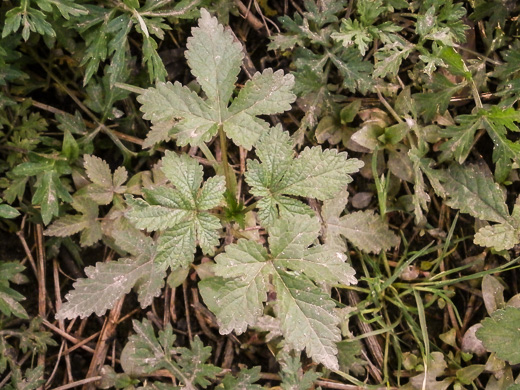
[198,142,218,166]
[372,149,387,218]
[241,201,258,214]
[218,126,234,194]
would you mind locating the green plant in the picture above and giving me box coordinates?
[3,0,520,388]
[51,8,372,372]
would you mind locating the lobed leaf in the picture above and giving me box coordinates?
[276,246,357,286]
[84,155,127,205]
[185,8,244,115]
[203,215,356,369]
[474,223,519,251]
[477,307,520,364]
[273,271,341,370]
[245,126,363,227]
[324,207,400,254]
[440,163,509,224]
[56,243,164,319]
[199,277,267,335]
[126,153,225,269]
[137,9,295,150]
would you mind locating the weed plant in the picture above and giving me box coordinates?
[1,1,520,389]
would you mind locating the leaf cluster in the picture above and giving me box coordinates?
[4,0,520,388]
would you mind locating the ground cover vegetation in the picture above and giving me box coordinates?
[1,0,520,388]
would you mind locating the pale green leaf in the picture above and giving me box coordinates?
[245,126,363,227]
[221,112,267,151]
[325,210,400,254]
[204,215,356,369]
[273,271,341,370]
[125,195,191,231]
[0,203,20,219]
[253,124,294,182]
[213,239,269,280]
[84,155,127,204]
[108,218,152,256]
[174,119,219,148]
[137,81,216,146]
[440,163,509,224]
[300,246,357,285]
[85,185,114,205]
[194,212,222,255]
[57,244,160,319]
[84,155,112,187]
[283,146,364,199]
[113,166,128,188]
[156,221,196,269]
[277,245,356,285]
[185,8,244,114]
[44,197,102,247]
[197,176,226,210]
[228,69,295,117]
[134,262,166,308]
[275,195,315,220]
[474,223,519,251]
[268,215,320,258]
[80,219,103,247]
[144,186,193,210]
[161,151,203,200]
[127,154,223,267]
[44,215,87,237]
[142,120,175,149]
[0,285,28,319]
[137,9,294,150]
[321,188,349,222]
[477,307,520,364]
[255,197,279,228]
[199,277,267,334]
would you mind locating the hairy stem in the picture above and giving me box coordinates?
[218,126,235,195]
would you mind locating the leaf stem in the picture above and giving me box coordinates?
[140,0,201,17]
[218,126,235,194]
[198,142,218,166]
[241,201,258,214]
[372,149,387,218]
[470,80,483,110]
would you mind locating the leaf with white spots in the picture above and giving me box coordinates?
[32,170,73,225]
[137,9,295,149]
[44,197,102,247]
[245,126,363,227]
[274,270,341,370]
[200,215,356,369]
[126,153,225,270]
[56,239,165,319]
[322,193,400,254]
[83,155,127,205]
